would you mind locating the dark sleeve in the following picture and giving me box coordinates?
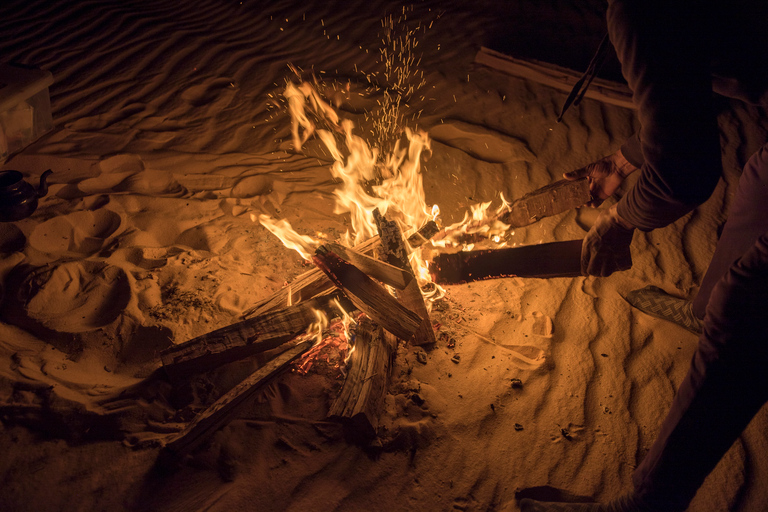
[620,132,644,168]
[608,0,722,232]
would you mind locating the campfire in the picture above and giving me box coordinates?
[156,63,593,460]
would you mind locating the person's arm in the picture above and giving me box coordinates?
[608,0,722,231]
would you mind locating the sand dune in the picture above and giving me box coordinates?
[1,0,768,511]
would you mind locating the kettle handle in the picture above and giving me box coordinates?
[37,169,53,197]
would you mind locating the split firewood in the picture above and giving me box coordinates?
[324,243,413,290]
[160,339,314,463]
[312,246,421,341]
[430,239,583,284]
[373,209,436,345]
[328,317,394,442]
[160,292,350,380]
[240,220,438,320]
[498,177,590,228]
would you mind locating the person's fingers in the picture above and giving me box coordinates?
[563,166,591,180]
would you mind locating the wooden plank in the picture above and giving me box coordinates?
[160,292,349,380]
[160,339,314,462]
[374,210,437,346]
[474,47,636,110]
[328,318,394,442]
[240,221,439,320]
[499,177,591,228]
[312,246,421,340]
[324,243,413,290]
[431,239,583,284]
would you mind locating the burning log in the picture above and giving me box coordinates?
[499,178,590,228]
[373,209,436,345]
[240,221,438,319]
[327,317,395,442]
[312,246,421,341]
[160,338,314,463]
[430,239,583,284]
[160,292,350,380]
[324,243,413,290]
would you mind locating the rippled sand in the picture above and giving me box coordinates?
[1,0,767,511]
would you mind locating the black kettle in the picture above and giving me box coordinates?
[0,169,53,222]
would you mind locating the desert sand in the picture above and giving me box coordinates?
[1,0,767,511]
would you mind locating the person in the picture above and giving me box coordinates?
[519,0,768,510]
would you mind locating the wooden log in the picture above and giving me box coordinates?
[312,246,421,341]
[374,210,437,346]
[430,239,583,284]
[328,317,394,442]
[474,47,636,110]
[160,339,314,463]
[324,243,413,290]
[499,177,591,228]
[240,221,439,319]
[160,292,350,380]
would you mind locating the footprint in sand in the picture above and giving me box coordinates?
[181,77,237,107]
[77,154,186,196]
[20,260,131,333]
[0,223,26,254]
[429,120,535,163]
[231,175,273,198]
[29,208,122,256]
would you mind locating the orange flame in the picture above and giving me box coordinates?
[254,214,317,260]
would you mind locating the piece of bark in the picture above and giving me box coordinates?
[430,239,583,284]
[474,47,636,110]
[241,221,439,319]
[324,243,413,290]
[373,210,436,345]
[160,292,350,380]
[160,339,313,462]
[328,317,394,442]
[312,246,421,340]
[499,178,590,228]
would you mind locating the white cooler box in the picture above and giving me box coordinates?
[0,63,54,163]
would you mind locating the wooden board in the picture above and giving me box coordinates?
[431,239,583,284]
[474,47,635,110]
[374,209,436,345]
[499,177,591,228]
[160,339,313,462]
[240,221,440,319]
[312,247,422,340]
[325,242,413,290]
[160,292,348,380]
[327,318,394,442]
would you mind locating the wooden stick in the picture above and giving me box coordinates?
[328,317,394,442]
[160,339,314,462]
[499,178,591,228]
[312,246,422,340]
[160,292,349,380]
[430,239,583,284]
[374,210,436,345]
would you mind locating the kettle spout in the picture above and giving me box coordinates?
[36,169,53,198]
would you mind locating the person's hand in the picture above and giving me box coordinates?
[564,149,638,207]
[582,204,636,276]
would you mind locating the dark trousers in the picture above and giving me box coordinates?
[633,144,768,510]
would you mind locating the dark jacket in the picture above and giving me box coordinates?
[609,0,768,231]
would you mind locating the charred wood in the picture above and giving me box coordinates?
[312,246,421,341]
[328,318,394,442]
[373,210,436,345]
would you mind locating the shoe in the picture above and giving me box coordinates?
[624,286,703,334]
